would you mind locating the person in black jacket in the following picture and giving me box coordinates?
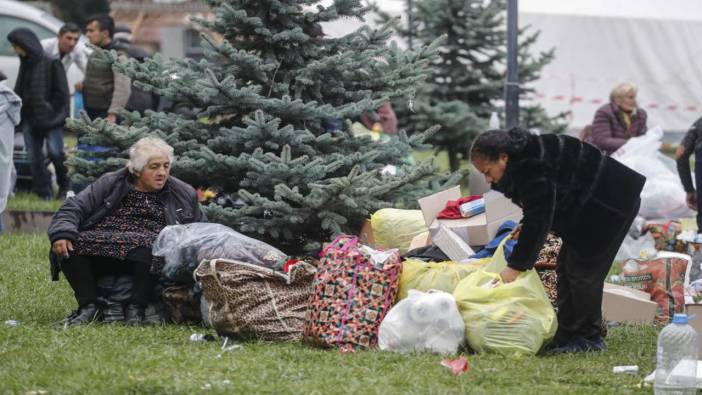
[675,118,702,230]
[7,28,70,199]
[470,127,645,353]
[48,137,207,327]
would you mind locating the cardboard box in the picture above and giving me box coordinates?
[687,304,702,357]
[602,283,657,324]
[418,186,523,247]
[408,231,431,251]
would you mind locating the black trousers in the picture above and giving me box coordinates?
[61,249,156,308]
[555,198,641,341]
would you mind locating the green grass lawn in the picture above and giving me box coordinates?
[0,233,661,394]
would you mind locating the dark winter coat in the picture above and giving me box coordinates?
[588,102,647,155]
[493,134,645,271]
[48,168,207,280]
[7,28,69,130]
[676,117,702,193]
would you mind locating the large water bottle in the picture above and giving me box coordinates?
[654,313,698,395]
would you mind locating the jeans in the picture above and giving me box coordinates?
[21,122,69,198]
[85,107,108,120]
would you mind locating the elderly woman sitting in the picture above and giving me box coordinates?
[587,82,648,155]
[48,137,206,326]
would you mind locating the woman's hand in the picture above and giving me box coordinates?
[510,224,522,240]
[52,239,73,258]
[499,266,521,284]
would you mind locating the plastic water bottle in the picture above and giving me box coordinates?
[488,112,500,129]
[654,314,698,395]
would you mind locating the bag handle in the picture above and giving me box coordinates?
[320,234,358,257]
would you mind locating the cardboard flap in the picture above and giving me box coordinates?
[417,186,462,226]
[484,190,522,221]
[603,282,653,301]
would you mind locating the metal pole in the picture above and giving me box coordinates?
[505,0,519,128]
[408,0,413,50]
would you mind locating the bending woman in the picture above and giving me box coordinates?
[470,127,644,353]
[48,137,206,326]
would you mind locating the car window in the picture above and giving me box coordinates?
[0,15,55,56]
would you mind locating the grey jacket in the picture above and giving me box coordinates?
[0,82,22,213]
[48,167,207,280]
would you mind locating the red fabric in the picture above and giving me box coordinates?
[437,195,482,219]
[440,356,470,375]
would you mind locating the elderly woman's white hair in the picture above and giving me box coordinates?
[126,137,174,175]
[609,82,638,103]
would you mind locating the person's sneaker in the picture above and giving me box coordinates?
[63,303,101,328]
[102,301,125,323]
[125,304,144,326]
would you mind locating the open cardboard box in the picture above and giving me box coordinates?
[602,283,657,324]
[417,186,523,247]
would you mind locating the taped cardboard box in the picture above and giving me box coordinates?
[417,186,523,247]
[602,283,657,324]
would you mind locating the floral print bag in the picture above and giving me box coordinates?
[304,235,401,351]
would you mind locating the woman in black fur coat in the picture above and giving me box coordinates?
[470,127,645,353]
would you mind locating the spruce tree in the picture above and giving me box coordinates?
[67,0,462,255]
[381,0,566,171]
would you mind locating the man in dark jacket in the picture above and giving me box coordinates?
[8,28,70,199]
[676,117,702,230]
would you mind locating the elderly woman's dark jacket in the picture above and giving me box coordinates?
[493,134,645,271]
[48,168,207,280]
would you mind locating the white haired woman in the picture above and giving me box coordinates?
[587,82,648,155]
[48,137,206,326]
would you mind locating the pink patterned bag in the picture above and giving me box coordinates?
[304,235,401,350]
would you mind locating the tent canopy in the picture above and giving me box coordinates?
[320,0,702,132]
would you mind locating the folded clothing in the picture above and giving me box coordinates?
[437,195,482,219]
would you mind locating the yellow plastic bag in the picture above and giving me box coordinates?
[453,237,557,355]
[397,259,488,301]
[371,209,428,254]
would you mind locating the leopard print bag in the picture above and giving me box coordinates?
[195,258,316,341]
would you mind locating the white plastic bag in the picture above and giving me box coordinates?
[378,289,465,354]
[152,223,287,283]
[612,126,695,219]
[615,233,657,261]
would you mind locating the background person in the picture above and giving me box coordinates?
[83,14,131,124]
[48,137,207,326]
[470,127,644,353]
[587,82,648,155]
[41,22,88,92]
[676,118,702,231]
[0,70,22,232]
[7,28,70,200]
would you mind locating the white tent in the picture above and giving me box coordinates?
[322,0,702,133]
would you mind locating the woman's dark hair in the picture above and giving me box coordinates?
[469,126,530,161]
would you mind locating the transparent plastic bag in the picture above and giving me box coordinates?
[615,233,657,261]
[378,289,465,354]
[152,223,287,283]
[371,208,428,254]
[453,237,557,355]
[397,258,488,301]
[612,126,695,219]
